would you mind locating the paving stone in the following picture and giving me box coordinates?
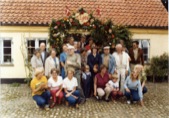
[0,82,169,118]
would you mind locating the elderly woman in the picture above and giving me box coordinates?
[124,70,144,106]
[63,69,80,108]
[94,65,112,102]
[45,49,60,78]
[30,67,51,110]
[31,48,43,78]
[134,64,148,94]
[48,68,63,108]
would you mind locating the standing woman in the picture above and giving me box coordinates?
[94,65,112,102]
[48,68,63,108]
[30,67,51,110]
[31,48,43,78]
[124,70,144,106]
[45,49,60,78]
[87,46,102,96]
[63,69,80,108]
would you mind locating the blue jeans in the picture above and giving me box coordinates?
[33,91,51,107]
[61,68,65,79]
[143,86,148,94]
[64,90,80,106]
[125,89,140,101]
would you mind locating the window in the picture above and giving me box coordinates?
[0,38,12,64]
[134,39,150,63]
[26,38,47,61]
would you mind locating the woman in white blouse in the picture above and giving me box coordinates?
[48,68,63,108]
[63,69,80,108]
[45,49,60,78]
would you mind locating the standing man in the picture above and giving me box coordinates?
[80,35,86,49]
[40,43,48,67]
[101,46,116,75]
[113,44,129,92]
[60,44,67,79]
[65,45,86,103]
[129,41,144,71]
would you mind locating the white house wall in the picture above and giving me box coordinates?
[0,31,48,79]
[0,26,168,79]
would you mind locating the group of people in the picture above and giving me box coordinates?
[30,36,147,110]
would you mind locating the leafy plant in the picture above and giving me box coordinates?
[20,34,33,85]
[145,53,168,82]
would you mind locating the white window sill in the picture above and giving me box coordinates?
[0,63,14,67]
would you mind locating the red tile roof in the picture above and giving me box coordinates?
[0,0,168,28]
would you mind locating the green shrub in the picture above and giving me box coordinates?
[145,53,168,81]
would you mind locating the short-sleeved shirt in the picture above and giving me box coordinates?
[139,71,147,84]
[95,72,109,89]
[30,76,47,96]
[108,80,119,89]
[48,76,63,90]
[63,77,78,91]
[60,52,67,65]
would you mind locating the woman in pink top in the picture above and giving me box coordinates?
[48,68,63,108]
[94,65,112,102]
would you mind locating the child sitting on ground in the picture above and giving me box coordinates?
[106,74,123,101]
[82,65,92,98]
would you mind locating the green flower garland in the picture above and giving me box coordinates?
[49,8,132,54]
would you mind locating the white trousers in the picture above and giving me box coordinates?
[117,68,126,93]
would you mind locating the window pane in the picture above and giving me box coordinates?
[3,40,11,47]
[27,40,35,48]
[4,55,11,62]
[142,40,149,48]
[3,48,11,54]
[143,48,148,54]
[144,55,148,61]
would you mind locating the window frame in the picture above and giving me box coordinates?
[26,37,48,61]
[0,37,13,65]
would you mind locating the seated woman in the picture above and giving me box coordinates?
[30,67,51,110]
[124,70,144,106]
[48,68,63,108]
[106,73,123,101]
[63,69,80,108]
[134,64,148,94]
[94,65,112,102]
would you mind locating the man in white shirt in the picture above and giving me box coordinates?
[113,44,130,92]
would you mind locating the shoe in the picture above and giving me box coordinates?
[49,102,56,108]
[66,101,69,106]
[80,98,86,104]
[75,104,79,109]
[45,104,50,111]
[127,100,131,104]
[95,96,100,100]
[133,101,137,104]
[33,101,40,109]
[105,98,110,102]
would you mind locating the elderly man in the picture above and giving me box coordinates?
[113,44,130,92]
[65,45,86,103]
[101,46,116,75]
[40,43,48,67]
